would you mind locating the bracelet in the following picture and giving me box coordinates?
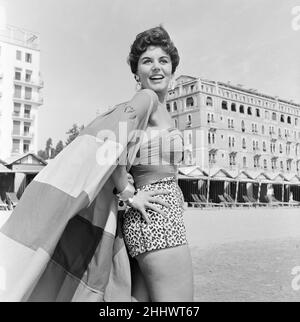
[115,182,136,201]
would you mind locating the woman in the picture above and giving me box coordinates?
[111,26,194,302]
[0,26,193,302]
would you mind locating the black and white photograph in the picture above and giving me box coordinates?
[0,0,300,305]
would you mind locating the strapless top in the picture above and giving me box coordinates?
[130,128,184,187]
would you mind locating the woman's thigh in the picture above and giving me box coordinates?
[130,258,150,302]
[135,244,194,302]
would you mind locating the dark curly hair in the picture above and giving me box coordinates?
[128,26,180,75]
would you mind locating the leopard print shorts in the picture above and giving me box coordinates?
[122,177,188,258]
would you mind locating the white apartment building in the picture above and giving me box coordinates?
[0,24,43,161]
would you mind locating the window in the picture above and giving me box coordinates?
[24,122,31,136]
[166,103,171,112]
[287,116,291,124]
[239,105,244,113]
[265,111,269,119]
[187,114,192,127]
[243,157,247,167]
[13,121,21,135]
[12,139,20,153]
[222,101,228,110]
[25,53,32,63]
[13,103,21,116]
[207,114,211,123]
[256,109,260,117]
[23,140,30,153]
[280,115,285,123]
[262,125,265,135]
[247,106,252,115]
[264,159,267,169]
[25,87,32,100]
[272,112,277,121]
[241,120,245,132]
[14,68,22,80]
[263,141,266,152]
[242,138,246,149]
[24,105,31,118]
[231,103,236,112]
[229,154,236,166]
[173,102,177,111]
[14,85,22,98]
[209,152,216,164]
[16,50,22,60]
[208,132,216,145]
[25,70,32,82]
[206,96,213,107]
[174,119,178,128]
[186,97,194,108]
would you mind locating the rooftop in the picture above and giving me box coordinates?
[172,75,300,109]
[0,24,40,50]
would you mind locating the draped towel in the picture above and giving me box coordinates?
[0,89,158,302]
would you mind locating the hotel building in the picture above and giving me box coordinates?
[167,75,300,177]
[0,24,43,161]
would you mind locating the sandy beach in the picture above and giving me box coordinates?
[184,207,300,301]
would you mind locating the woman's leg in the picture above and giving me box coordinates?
[135,244,194,302]
[130,257,151,302]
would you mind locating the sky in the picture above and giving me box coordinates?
[1,0,300,150]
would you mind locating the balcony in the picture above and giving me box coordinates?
[13,94,43,105]
[14,77,44,88]
[12,113,35,121]
[12,131,34,139]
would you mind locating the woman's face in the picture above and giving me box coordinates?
[136,46,173,100]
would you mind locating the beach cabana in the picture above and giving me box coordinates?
[178,166,208,202]
[205,168,234,203]
[283,174,300,202]
[231,170,257,203]
[4,153,47,198]
[0,164,14,204]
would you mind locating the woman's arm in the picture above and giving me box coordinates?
[111,165,128,194]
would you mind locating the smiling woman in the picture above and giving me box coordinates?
[118,26,194,302]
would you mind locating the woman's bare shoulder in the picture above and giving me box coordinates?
[127,89,159,119]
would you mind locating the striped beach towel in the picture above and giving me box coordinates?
[0,89,158,302]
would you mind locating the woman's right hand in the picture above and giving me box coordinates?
[128,190,171,225]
